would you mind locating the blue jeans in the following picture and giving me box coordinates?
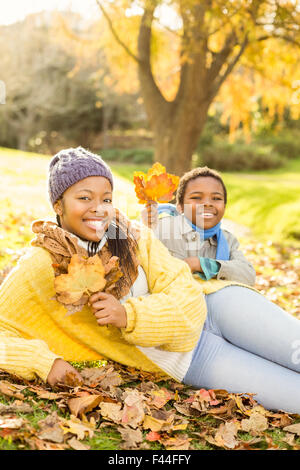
[183,286,300,414]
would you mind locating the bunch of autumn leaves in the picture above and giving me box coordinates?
[1,364,299,450]
[54,163,179,314]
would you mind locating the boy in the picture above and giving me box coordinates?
[142,167,256,286]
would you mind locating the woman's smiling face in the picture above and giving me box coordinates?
[179,176,226,229]
[54,176,114,242]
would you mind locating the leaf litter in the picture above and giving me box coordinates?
[0,360,300,450]
[0,234,300,450]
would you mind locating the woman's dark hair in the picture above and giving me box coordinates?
[176,166,227,206]
[56,208,138,281]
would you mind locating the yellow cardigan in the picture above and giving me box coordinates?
[0,227,235,383]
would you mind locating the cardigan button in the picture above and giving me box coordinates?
[191,234,197,241]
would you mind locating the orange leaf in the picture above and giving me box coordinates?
[68,394,103,418]
[133,162,179,204]
[146,431,161,442]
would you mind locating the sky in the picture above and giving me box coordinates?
[0,0,100,25]
[0,0,181,29]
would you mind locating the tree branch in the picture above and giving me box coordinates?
[256,33,300,48]
[207,31,238,83]
[209,34,249,100]
[95,0,139,63]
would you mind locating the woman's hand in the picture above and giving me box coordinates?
[184,257,202,273]
[141,201,158,228]
[47,358,83,387]
[89,292,127,328]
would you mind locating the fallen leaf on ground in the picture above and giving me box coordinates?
[282,433,296,447]
[146,431,161,442]
[161,435,191,450]
[68,436,90,450]
[68,394,103,418]
[213,421,239,449]
[28,437,67,451]
[0,402,33,414]
[99,402,123,423]
[37,411,65,443]
[80,365,124,391]
[143,409,175,432]
[270,412,293,427]
[0,417,24,429]
[173,401,201,417]
[283,423,300,436]
[28,388,63,400]
[117,426,143,449]
[241,411,269,433]
[0,380,26,399]
[121,389,146,428]
[148,388,174,409]
[60,415,95,440]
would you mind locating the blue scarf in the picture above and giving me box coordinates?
[157,203,230,261]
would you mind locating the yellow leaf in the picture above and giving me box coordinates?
[54,254,106,304]
[60,415,95,440]
[143,415,165,432]
[171,423,188,431]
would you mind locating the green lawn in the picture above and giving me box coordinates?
[1,146,300,246]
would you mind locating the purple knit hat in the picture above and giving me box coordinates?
[48,146,114,206]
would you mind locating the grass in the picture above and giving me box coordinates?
[223,175,300,244]
[109,162,149,180]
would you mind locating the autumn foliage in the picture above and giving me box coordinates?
[1,360,300,450]
[54,254,107,304]
[53,254,123,315]
[133,162,179,205]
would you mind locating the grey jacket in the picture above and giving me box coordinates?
[153,214,256,286]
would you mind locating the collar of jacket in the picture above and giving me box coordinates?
[175,214,218,246]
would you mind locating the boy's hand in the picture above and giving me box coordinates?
[184,257,203,273]
[47,359,83,387]
[89,292,127,328]
[141,202,158,228]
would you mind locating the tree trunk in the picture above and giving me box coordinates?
[137,1,213,174]
[99,0,249,174]
[18,129,30,151]
[152,102,210,174]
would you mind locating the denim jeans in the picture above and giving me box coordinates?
[183,286,300,414]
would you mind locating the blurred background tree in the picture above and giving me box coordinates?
[96,0,300,173]
[1,1,300,173]
[0,10,145,155]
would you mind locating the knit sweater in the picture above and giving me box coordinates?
[0,226,236,383]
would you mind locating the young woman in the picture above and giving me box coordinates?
[0,147,300,414]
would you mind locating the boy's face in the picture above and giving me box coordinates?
[178,176,226,229]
